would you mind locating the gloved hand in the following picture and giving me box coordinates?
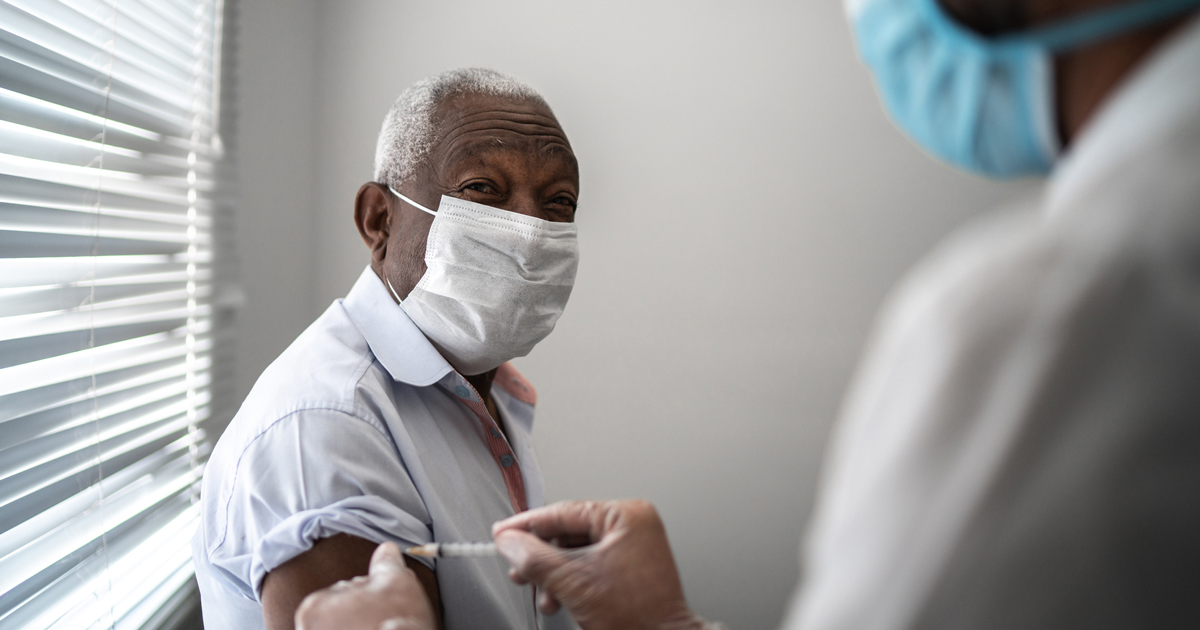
[295,542,436,630]
[492,500,717,630]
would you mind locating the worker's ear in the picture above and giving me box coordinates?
[354,182,393,265]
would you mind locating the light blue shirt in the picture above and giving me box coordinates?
[193,266,571,630]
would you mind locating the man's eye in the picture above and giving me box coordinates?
[551,196,577,208]
[466,183,495,194]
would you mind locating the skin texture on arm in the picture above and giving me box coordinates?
[261,534,441,630]
[295,542,437,630]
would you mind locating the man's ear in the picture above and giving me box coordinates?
[354,183,393,264]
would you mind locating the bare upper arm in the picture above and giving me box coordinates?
[261,533,441,630]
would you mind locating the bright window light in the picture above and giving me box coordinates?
[0,0,229,627]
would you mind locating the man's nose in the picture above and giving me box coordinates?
[503,193,544,220]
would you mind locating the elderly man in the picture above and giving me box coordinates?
[192,68,580,630]
[297,0,1200,627]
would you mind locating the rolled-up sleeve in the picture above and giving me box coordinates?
[206,407,434,599]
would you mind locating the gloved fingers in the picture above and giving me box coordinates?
[494,529,573,586]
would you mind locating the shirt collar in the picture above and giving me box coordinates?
[1046,13,1200,215]
[341,266,453,387]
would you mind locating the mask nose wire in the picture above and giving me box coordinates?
[388,185,438,217]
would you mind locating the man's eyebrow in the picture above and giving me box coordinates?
[436,128,574,165]
[540,143,579,166]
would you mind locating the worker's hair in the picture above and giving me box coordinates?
[936,0,1029,35]
[373,68,549,187]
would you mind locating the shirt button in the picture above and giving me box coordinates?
[454,385,471,399]
[499,454,515,467]
[489,428,502,439]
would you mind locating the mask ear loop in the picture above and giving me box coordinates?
[388,185,438,216]
[383,185,436,306]
[385,276,404,304]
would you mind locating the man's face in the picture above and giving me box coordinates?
[381,93,580,301]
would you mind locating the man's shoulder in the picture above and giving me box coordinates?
[264,301,374,391]
[232,300,392,431]
[202,300,398,507]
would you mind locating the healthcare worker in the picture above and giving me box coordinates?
[295,0,1200,627]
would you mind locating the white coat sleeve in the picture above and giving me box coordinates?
[782,198,1200,630]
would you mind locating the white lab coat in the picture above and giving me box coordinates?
[785,14,1200,630]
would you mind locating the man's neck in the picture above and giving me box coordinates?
[464,369,503,428]
[1055,11,1195,143]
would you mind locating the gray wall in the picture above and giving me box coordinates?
[235,0,320,398]
[235,1,1037,628]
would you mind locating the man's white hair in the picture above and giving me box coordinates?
[373,68,549,187]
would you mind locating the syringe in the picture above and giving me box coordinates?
[404,542,497,558]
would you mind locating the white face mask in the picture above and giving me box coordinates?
[385,187,579,375]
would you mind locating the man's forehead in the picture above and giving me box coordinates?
[438,91,553,117]
[432,94,568,144]
[426,92,574,167]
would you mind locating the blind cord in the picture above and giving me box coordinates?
[89,3,121,628]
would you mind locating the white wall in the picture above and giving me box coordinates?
[235,1,1037,628]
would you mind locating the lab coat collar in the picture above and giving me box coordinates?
[341,266,453,387]
[1046,13,1200,215]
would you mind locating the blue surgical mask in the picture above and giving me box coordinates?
[849,0,1200,177]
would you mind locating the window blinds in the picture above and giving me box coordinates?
[0,0,227,627]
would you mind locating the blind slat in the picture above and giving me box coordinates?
[0,276,211,317]
[0,446,201,599]
[0,455,201,625]
[0,332,212,412]
[0,120,215,177]
[0,155,213,206]
[0,407,203,515]
[0,385,210,484]
[0,353,202,425]
[1,491,199,628]
[0,303,209,348]
[0,371,211,452]
[0,0,225,625]
[0,37,203,137]
[0,257,207,288]
[0,172,216,216]
[0,437,192,561]
[1,2,210,107]
[0,415,196,536]
[0,86,170,158]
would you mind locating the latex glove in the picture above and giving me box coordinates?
[492,500,716,630]
[295,542,436,630]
